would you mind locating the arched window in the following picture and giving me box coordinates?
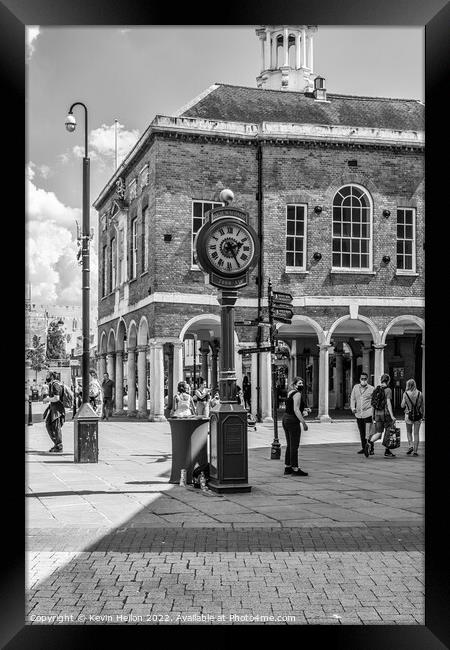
[332,185,372,270]
[276,34,284,67]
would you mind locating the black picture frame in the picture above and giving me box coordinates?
[8,0,449,646]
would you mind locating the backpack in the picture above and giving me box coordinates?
[371,385,387,411]
[60,383,74,409]
[404,391,423,422]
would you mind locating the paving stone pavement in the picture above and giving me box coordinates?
[25,418,425,625]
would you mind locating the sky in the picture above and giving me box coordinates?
[26,25,424,308]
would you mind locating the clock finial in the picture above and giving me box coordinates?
[219,188,234,205]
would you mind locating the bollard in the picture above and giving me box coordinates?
[179,469,187,487]
[27,399,33,426]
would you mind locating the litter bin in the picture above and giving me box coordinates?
[168,416,209,484]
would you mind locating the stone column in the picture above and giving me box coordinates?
[335,350,344,409]
[250,353,258,417]
[260,351,273,423]
[200,341,210,385]
[288,355,295,386]
[295,31,301,68]
[272,32,277,69]
[421,343,425,409]
[114,350,124,414]
[362,345,372,376]
[165,344,174,417]
[302,29,306,68]
[106,353,115,381]
[265,28,271,69]
[309,34,313,71]
[172,340,184,407]
[137,344,148,418]
[283,27,289,66]
[312,354,319,409]
[373,344,386,387]
[127,347,136,417]
[149,340,166,422]
[318,343,332,422]
[99,353,107,378]
[260,32,266,71]
[211,340,219,390]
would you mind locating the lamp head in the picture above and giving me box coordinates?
[219,188,234,205]
[65,113,76,132]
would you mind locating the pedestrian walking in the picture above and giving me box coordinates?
[194,378,210,416]
[365,373,397,458]
[350,371,375,455]
[42,371,65,453]
[401,378,424,456]
[89,370,102,416]
[101,372,115,421]
[281,376,309,477]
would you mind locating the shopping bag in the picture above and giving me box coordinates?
[382,424,401,449]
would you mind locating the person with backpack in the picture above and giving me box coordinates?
[365,373,397,458]
[401,378,424,456]
[42,371,65,453]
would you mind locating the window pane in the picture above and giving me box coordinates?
[361,224,368,238]
[333,223,341,236]
[295,220,304,236]
[295,238,304,252]
[193,202,202,218]
[332,253,340,266]
[397,241,404,254]
[343,207,351,221]
[287,220,295,235]
[361,254,369,268]
[361,240,368,253]
[397,255,404,269]
[405,210,414,224]
[342,239,350,253]
[351,239,360,252]
[351,254,360,267]
[286,237,295,250]
[332,239,340,252]
[295,253,303,267]
[342,253,351,267]
[404,255,413,269]
[404,240,412,254]
[397,225,404,238]
[343,223,351,237]
[360,207,370,223]
[287,205,295,219]
[352,223,360,238]
[286,252,294,266]
[405,225,413,239]
[352,186,363,199]
[397,210,405,223]
[340,186,351,197]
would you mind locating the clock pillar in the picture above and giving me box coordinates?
[208,290,251,494]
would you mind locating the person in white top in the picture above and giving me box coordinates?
[171,381,196,417]
[350,372,375,455]
[401,378,424,457]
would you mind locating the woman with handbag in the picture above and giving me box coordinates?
[401,378,424,456]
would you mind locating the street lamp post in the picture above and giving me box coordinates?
[65,102,99,463]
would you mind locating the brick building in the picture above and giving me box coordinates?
[93,25,424,423]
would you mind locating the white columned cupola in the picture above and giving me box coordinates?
[255,25,318,92]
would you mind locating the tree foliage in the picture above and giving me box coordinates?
[46,319,68,360]
[26,335,48,379]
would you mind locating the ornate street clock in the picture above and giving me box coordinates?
[194,198,260,494]
[194,206,259,289]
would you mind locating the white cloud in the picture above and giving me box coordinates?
[71,122,140,168]
[26,26,41,61]
[26,165,98,308]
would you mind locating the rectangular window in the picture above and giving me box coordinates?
[131,218,138,279]
[128,179,137,202]
[102,245,107,296]
[192,200,222,266]
[111,237,117,289]
[396,208,416,272]
[139,164,149,192]
[285,204,307,271]
[141,207,149,273]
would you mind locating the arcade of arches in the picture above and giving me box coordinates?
[97,313,424,422]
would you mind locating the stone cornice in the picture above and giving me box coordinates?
[93,114,424,209]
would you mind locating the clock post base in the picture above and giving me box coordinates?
[208,480,251,494]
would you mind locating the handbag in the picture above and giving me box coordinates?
[382,423,401,449]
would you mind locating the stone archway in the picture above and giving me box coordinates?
[324,315,381,421]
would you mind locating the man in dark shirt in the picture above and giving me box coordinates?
[101,372,115,421]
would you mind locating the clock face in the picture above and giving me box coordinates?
[205,220,255,274]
